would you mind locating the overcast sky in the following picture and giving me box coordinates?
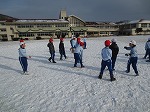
[0,0,150,22]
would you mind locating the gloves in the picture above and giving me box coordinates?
[124,46,128,49]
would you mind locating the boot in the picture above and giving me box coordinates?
[48,57,51,62]
[110,76,116,81]
[98,74,102,79]
[53,61,56,63]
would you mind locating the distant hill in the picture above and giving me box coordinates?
[0,14,18,21]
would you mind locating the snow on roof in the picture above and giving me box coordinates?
[16,19,68,23]
[128,19,150,24]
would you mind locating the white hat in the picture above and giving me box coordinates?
[20,42,25,45]
[129,40,136,45]
[111,38,117,43]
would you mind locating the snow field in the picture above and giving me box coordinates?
[0,35,150,112]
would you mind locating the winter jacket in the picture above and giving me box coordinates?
[74,43,83,55]
[70,39,76,48]
[59,42,65,53]
[18,48,28,58]
[101,47,112,61]
[47,42,55,53]
[145,40,150,50]
[109,42,119,58]
[124,46,138,57]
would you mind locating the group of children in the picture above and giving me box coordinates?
[18,36,150,81]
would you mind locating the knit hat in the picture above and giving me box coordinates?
[19,39,25,45]
[111,38,117,43]
[60,38,64,42]
[20,39,24,42]
[105,40,111,46]
[80,42,84,46]
[49,38,53,42]
[20,42,25,45]
[129,40,136,45]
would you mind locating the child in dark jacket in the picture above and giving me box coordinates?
[47,38,56,63]
[18,40,31,75]
[109,38,119,70]
[124,40,139,76]
[144,38,150,62]
[99,40,116,81]
[59,38,67,60]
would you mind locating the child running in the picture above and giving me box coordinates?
[124,40,139,76]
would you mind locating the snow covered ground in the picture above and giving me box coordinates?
[0,35,150,112]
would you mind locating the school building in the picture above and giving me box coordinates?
[0,10,150,41]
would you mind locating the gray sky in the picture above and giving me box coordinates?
[0,0,150,22]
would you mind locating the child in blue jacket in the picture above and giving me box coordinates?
[18,41,31,75]
[74,38,84,68]
[99,40,116,81]
[124,40,139,76]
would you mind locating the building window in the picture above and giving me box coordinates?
[19,33,35,37]
[37,32,52,36]
[17,24,34,28]
[131,24,136,28]
[0,28,6,32]
[141,23,147,28]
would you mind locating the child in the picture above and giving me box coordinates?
[109,38,119,70]
[74,38,84,68]
[82,37,87,49]
[47,38,56,63]
[59,37,67,60]
[144,38,150,62]
[18,41,31,75]
[124,40,139,76]
[70,36,76,53]
[98,40,116,81]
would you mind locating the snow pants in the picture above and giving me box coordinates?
[19,57,28,72]
[100,59,113,78]
[127,57,138,74]
[59,50,66,60]
[74,53,83,67]
[111,57,117,70]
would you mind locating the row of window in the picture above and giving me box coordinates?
[141,24,150,28]
[0,28,6,32]
[17,24,68,28]
[19,33,35,37]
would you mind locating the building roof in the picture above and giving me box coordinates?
[69,15,85,23]
[15,19,68,23]
[128,19,150,24]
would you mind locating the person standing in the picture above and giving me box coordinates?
[82,37,87,49]
[109,38,119,70]
[47,38,56,63]
[144,38,150,62]
[59,37,67,60]
[70,36,76,53]
[98,40,116,81]
[18,41,31,75]
[74,38,84,68]
[124,40,139,76]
